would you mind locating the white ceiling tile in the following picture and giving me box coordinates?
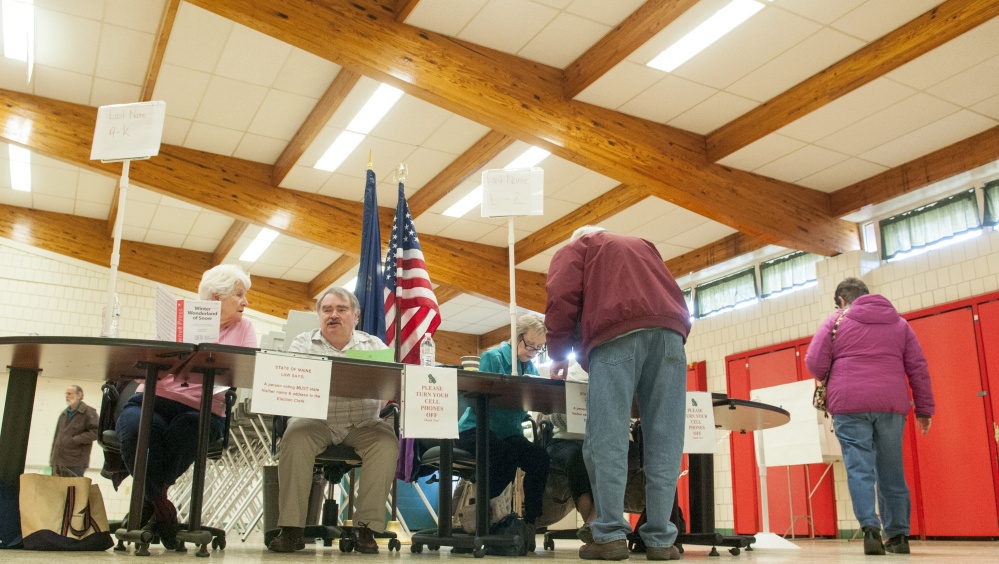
[76,173,116,204]
[153,64,211,120]
[726,28,864,103]
[0,185,32,206]
[533,0,571,9]
[887,17,999,91]
[859,110,998,167]
[369,95,453,146]
[74,200,110,219]
[753,144,850,183]
[160,195,199,211]
[31,164,78,198]
[257,240,310,268]
[34,8,101,73]
[144,229,187,248]
[31,193,76,214]
[95,24,153,85]
[280,268,318,284]
[195,76,268,131]
[778,78,916,142]
[0,58,30,93]
[273,51,340,99]
[103,0,164,33]
[181,235,218,254]
[149,206,199,234]
[396,147,459,192]
[279,165,330,193]
[716,133,806,171]
[317,172,364,201]
[421,115,492,154]
[925,54,999,108]
[404,0,489,36]
[565,0,645,26]
[90,78,141,107]
[625,0,732,65]
[672,7,820,90]
[188,216,234,239]
[31,65,93,105]
[636,208,711,244]
[668,91,758,135]
[128,186,162,203]
[575,60,668,108]
[413,212,456,237]
[815,93,960,155]
[161,116,192,146]
[245,263,288,279]
[294,248,342,270]
[518,12,609,68]
[516,252,553,272]
[183,123,244,156]
[971,94,999,120]
[547,170,619,204]
[447,305,498,325]
[535,159,588,192]
[476,226,516,247]
[324,77,381,130]
[233,134,286,165]
[248,89,317,141]
[457,0,557,54]
[831,0,941,42]
[770,0,865,25]
[438,218,496,241]
[619,74,715,123]
[215,25,292,87]
[796,158,888,193]
[163,2,232,73]
[120,225,147,241]
[34,0,105,20]
[669,220,737,251]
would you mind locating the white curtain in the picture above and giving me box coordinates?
[881,189,980,260]
[695,268,756,317]
[984,180,999,227]
[760,252,822,297]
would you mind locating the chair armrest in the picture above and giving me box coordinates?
[221,388,237,450]
[96,382,120,449]
[380,402,400,437]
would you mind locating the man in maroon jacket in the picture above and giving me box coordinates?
[546,226,690,561]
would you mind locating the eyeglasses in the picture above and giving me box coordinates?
[520,336,546,353]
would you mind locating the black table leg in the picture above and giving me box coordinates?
[176,365,224,556]
[0,366,40,494]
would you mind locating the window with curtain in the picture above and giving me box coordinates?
[760,251,822,298]
[694,267,757,318]
[880,189,981,261]
[984,180,999,227]
[683,288,693,315]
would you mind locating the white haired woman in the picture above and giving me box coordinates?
[116,265,257,547]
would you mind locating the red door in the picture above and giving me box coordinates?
[909,308,999,536]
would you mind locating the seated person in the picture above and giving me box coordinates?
[546,411,596,542]
[268,288,399,554]
[117,264,256,548]
[455,313,549,550]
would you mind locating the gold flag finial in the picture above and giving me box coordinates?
[367,151,373,170]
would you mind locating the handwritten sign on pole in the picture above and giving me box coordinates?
[90,101,166,162]
[481,167,544,217]
[251,351,332,419]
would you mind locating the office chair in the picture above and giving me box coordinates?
[263,404,402,552]
[97,381,237,554]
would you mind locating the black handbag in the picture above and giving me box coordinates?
[813,309,848,414]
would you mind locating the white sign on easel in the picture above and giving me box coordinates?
[565,381,588,434]
[752,380,824,467]
[401,365,459,438]
[251,351,332,419]
[683,391,716,453]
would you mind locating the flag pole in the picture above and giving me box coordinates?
[508,217,518,376]
[394,162,406,364]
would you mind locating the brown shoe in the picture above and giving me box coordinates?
[268,527,305,552]
[580,539,629,560]
[351,525,379,554]
[646,546,682,560]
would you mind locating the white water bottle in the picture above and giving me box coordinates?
[420,333,436,367]
[100,293,121,338]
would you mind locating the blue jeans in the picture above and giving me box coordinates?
[117,394,224,501]
[583,328,686,548]
[832,412,910,537]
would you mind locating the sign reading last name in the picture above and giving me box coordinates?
[401,365,458,438]
[251,351,331,419]
[683,391,716,453]
[481,167,544,217]
[90,101,166,162]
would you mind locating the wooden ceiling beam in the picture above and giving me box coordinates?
[432,282,463,306]
[514,184,646,262]
[140,0,180,102]
[393,0,421,21]
[480,324,511,351]
[212,220,248,266]
[707,0,999,161]
[564,0,699,99]
[831,124,999,217]
[273,69,361,185]
[187,0,857,256]
[407,129,514,218]
[664,232,771,279]
[308,254,358,298]
[0,204,312,317]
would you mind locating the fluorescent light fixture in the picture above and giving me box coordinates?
[239,228,279,262]
[9,144,31,192]
[647,0,764,73]
[313,83,404,173]
[441,147,551,217]
[2,0,33,63]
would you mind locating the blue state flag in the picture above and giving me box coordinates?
[355,168,386,341]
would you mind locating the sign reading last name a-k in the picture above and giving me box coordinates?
[401,365,458,439]
[251,351,331,419]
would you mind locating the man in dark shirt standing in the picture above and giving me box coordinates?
[546,226,690,561]
[50,385,99,477]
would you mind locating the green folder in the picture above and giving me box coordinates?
[344,348,395,363]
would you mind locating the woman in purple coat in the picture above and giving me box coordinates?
[806,278,934,556]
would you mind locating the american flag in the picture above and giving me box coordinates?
[384,182,440,364]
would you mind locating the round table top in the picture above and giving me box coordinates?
[712,397,790,433]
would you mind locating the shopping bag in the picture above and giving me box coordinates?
[19,474,113,551]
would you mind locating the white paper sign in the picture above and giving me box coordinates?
[481,167,544,217]
[401,365,459,438]
[90,101,166,162]
[176,299,221,344]
[752,380,824,467]
[683,391,717,453]
[251,351,331,419]
[565,381,588,434]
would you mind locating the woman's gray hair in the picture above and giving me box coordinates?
[199,264,251,300]
[315,286,360,316]
[517,313,547,341]
[834,277,870,306]
[570,225,607,242]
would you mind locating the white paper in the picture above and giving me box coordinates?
[176,299,221,344]
[565,381,588,434]
[155,284,178,341]
[90,101,166,162]
[481,167,544,217]
[752,380,824,467]
[250,351,331,419]
[401,365,459,439]
[683,391,717,454]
